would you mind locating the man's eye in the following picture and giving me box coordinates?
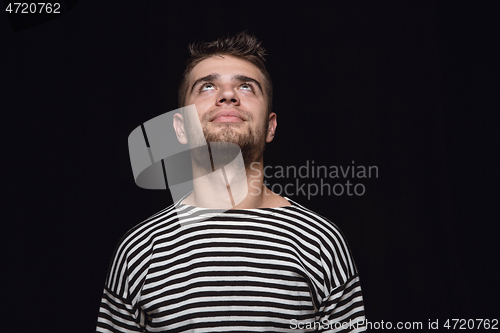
[239,83,253,91]
[200,83,216,91]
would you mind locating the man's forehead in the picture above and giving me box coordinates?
[189,55,263,83]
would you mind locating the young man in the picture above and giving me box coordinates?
[97,32,366,332]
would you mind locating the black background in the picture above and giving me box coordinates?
[2,1,499,332]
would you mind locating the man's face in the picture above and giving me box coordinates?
[184,55,275,163]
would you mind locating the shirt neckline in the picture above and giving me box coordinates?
[176,194,296,212]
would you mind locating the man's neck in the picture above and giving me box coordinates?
[183,156,291,209]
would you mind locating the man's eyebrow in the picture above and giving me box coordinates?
[232,75,263,93]
[190,73,221,94]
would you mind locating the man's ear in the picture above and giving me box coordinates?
[173,113,188,144]
[266,112,277,143]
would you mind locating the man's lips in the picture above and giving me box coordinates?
[212,116,244,123]
[210,109,245,123]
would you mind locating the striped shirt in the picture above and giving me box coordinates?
[96,197,366,332]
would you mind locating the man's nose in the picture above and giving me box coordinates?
[216,85,239,106]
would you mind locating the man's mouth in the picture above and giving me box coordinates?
[212,115,244,123]
[210,109,245,123]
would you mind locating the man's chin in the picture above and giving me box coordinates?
[200,123,266,167]
[206,122,246,132]
[204,127,247,143]
[206,135,248,146]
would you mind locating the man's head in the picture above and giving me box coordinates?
[178,31,273,114]
[174,32,277,166]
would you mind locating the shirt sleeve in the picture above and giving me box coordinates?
[96,286,145,333]
[313,213,366,333]
[316,274,366,332]
[96,236,147,333]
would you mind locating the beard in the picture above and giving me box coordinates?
[187,108,268,172]
[204,123,266,165]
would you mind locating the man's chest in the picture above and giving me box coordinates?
[137,227,321,331]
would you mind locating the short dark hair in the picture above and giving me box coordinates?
[178,31,273,114]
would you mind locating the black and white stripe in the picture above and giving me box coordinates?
[97,198,365,332]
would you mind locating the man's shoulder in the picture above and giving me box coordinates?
[114,202,182,254]
[284,197,342,233]
[286,198,359,277]
[263,191,341,232]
